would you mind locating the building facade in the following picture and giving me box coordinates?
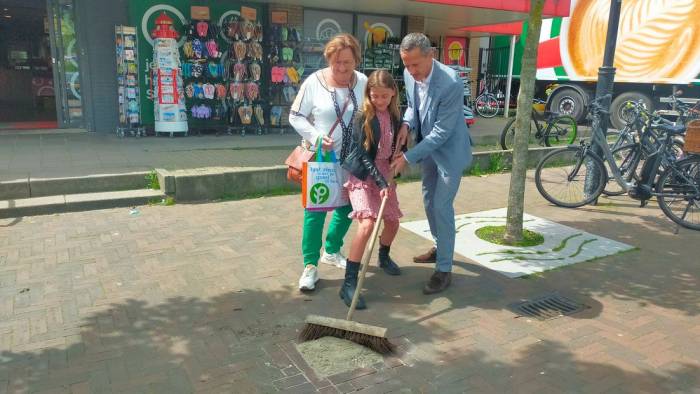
[0,0,518,134]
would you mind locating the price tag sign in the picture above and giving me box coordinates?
[271,11,288,24]
[241,6,257,21]
[191,6,210,20]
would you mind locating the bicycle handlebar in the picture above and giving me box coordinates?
[653,116,674,126]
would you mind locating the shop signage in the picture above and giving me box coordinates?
[355,14,401,49]
[304,9,353,42]
[271,10,288,24]
[444,36,467,66]
[241,6,257,21]
[190,6,210,20]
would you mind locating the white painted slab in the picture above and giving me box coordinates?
[400,208,635,278]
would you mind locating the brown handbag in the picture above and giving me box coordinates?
[285,95,351,183]
[285,144,315,184]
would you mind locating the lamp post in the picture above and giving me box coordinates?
[504,35,516,118]
[585,0,622,198]
[594,0,622,124]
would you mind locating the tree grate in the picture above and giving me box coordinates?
[508,293,587,320]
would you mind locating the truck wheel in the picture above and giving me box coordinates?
[610,92,653,131]
[549,88,586,123]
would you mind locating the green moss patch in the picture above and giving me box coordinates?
[475,225,545,247]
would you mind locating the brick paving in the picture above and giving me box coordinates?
[1,172,699,393]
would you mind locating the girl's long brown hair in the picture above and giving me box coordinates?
[362,70,400,151]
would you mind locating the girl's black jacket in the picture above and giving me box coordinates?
[341,112,404,190]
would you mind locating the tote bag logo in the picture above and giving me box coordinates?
[310,183,330,204]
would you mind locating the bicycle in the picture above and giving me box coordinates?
[664,89,700,126]
[603,100,686,196]
[534,94,700,230]
[605,102,645,152]
[499,99,578,150]
[599,91,692,152]
[474,74,501,118]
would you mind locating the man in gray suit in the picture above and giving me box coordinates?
[391,33,472,295]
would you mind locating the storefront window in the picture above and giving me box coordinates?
[0,0,56,128]
[51,0,83,126]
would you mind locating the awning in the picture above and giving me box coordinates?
[420,0,569,119]
[457,21,524,35]
[413,0,571,18]
[257,0,541,37]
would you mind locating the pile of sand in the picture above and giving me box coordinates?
[296,337,384,377]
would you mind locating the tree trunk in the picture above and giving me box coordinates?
[504,0,546,244]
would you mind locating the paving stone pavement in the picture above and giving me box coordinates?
[0,172,699,393]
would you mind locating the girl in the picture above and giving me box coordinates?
[339,70,404,309]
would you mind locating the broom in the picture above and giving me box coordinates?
[299,195,395,354]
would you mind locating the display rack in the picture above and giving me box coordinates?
[220,15,266,136]
[115,25,145,138]
[151,12,189,137]
[360,43,407,110]
[181,19,230,136]
[267,24,303,134]
[447,65,473,107]
[300,38,325,77]
[361,43,401,75]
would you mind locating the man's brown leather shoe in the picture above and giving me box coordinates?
[413,247,437,264]
[423,271,452,295]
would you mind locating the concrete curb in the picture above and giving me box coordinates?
[0,172,150,200]
[0,189,164,219]
[157,166,295,202]
[0,178,30,201]
[157,147,558,202]
[0,133,516,201]
[0,147,559,218]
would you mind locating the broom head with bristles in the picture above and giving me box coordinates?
[299,314,395,355]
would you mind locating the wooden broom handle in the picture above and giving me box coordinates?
[347,194,388,321]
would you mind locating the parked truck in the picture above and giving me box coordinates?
[534,0,700,130]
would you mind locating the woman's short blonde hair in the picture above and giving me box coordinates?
[324,33,361,65]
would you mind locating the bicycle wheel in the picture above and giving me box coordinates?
[602,143,642,196]
[544,115,578,147]
[535,146,607,208]
[499,117,538,150]
[475,94,499,118]
[656,156,700,230]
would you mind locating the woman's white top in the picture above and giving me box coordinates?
[289,70,367,158]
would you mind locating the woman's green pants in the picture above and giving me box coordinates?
[302,204,353,266]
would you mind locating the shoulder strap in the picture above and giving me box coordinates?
[327,93,352,135]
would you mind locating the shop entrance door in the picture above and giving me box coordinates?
[47,0,83,129]
[0,0,57,130]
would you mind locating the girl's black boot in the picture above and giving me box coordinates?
[339,260,366,309]
[378,244,401,276]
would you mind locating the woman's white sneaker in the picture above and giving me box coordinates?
[320,251,347,269]
[298,265,320,291]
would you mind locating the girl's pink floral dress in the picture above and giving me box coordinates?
[345,110,403,221]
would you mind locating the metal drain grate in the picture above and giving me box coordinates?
[508,293,587,320]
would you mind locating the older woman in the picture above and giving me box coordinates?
[289,33,367,292]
